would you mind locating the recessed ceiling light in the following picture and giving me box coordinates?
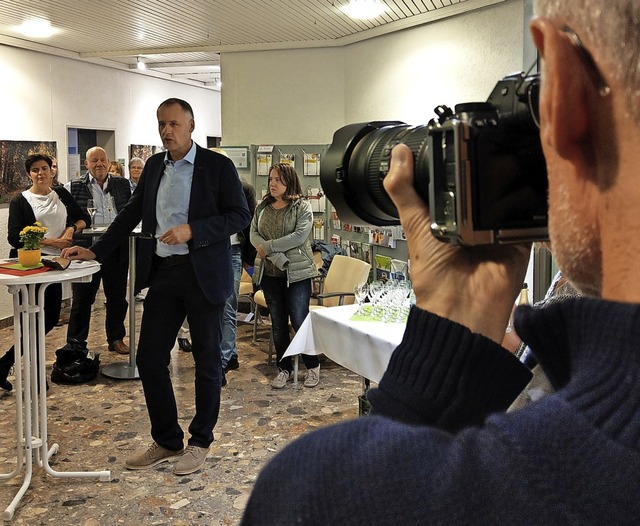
[340,0,389,20]
[15,18,58,39]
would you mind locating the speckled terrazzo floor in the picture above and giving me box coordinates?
[0,291,364,525]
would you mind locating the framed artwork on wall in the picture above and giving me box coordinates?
[222,147,249,169]
[129,144,164,162]
[0,140,57,205]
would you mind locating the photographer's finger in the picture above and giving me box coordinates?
[384,144,427,212]
[384,144,433,240]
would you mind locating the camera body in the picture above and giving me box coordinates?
[320,72,548,245]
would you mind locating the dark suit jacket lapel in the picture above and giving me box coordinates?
[144,155,166,235]
[188,146,205,223]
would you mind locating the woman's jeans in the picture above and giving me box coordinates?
[220,245,243,368]
[260,275,318,372]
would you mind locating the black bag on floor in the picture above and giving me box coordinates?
[51,340,100,385]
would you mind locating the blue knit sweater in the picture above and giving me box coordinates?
[241,297,640,525]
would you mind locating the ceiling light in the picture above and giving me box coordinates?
[15,18,58,39]
[136,56,146,70]
[340,0,389,20]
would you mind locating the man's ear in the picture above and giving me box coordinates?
[530,17,590,158]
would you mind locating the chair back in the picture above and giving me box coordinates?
[319,255,371,308]
[239,268,253,297]
[313,251,324,271]
[254,289,268,309]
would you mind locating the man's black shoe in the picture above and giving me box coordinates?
[0,377,12,392]
[224,356,239,373]
[0,359,13,392]
[221,370,227,387]
[177,338,192,353]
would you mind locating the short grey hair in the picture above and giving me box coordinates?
[535,0,640,123]
[129,156,145,167]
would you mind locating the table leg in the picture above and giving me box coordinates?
[2,285,32,521]
[358,377,372,416]
[102,234,139,379]
[2,283,111,521]
[0,292,25,483]
[292,355,299,387]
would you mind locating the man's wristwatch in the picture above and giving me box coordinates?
[68,224,78,232]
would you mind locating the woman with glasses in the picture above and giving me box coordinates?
[128,157,145,191]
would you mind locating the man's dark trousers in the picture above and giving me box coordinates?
[67,242,129,346]
[136,256,224,451]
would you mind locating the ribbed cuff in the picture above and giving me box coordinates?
[370,306,532,431]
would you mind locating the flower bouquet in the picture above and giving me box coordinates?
[18,222,47,267]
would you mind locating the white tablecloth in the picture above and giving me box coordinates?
[283,304,406,383]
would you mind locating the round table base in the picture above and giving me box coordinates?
[101,362,139,380]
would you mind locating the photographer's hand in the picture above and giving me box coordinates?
[383,144,531,344]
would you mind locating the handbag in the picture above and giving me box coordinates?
[51,340,100,385]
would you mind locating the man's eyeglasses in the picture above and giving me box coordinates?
[561,25,611,97]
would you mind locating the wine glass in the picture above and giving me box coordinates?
[86,199,97,224]
[353,282,369,316]
[368,280,385,320]
[105,195,116,224]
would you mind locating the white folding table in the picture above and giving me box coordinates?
[0,260,111,521]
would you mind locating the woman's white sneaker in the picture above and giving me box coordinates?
[271,369,290,389]
[304,366,320,388]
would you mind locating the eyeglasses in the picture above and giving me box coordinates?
[561,25,611,97]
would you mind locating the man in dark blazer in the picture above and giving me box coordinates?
[63,98,251,476]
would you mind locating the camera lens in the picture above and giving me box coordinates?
[321,121,430,226]
[322,73,547,245]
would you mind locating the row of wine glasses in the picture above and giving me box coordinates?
[353,279,415,323]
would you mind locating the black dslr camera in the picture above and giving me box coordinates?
[320,72,548,245]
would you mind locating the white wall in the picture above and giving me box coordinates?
[344,1,525,125]
[221,46,345,146]
[221,0,526,145]
[0,45,220,321]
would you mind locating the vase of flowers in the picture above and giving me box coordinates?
[18,222,47,267]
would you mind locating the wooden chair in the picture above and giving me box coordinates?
[252,289,269,350]
[310,255,371,309]
[237,268,254,313]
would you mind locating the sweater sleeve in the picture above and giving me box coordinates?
[7,195,34,251]
[368,306,533,431]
